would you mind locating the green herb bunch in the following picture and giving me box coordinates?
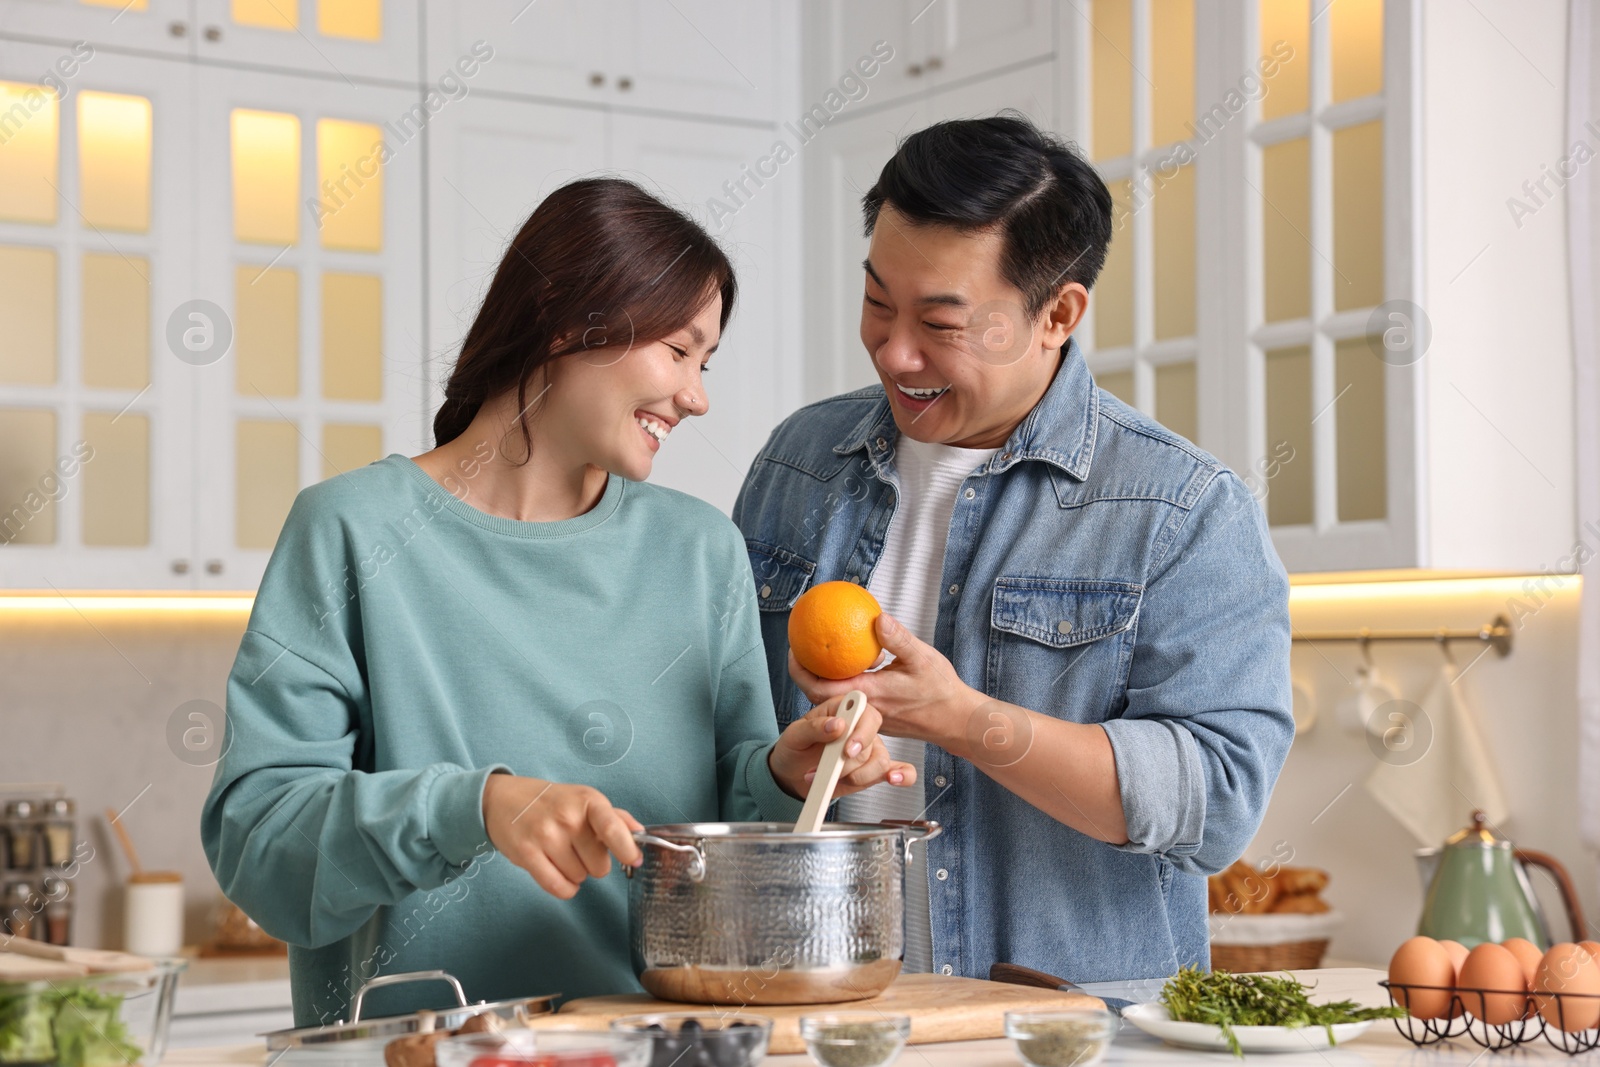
[1159,966,1406,1057]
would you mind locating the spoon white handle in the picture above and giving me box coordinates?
[794,690,869,833]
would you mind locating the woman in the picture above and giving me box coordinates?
[201,178,915,1026]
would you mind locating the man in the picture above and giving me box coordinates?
[731,114,1293,983]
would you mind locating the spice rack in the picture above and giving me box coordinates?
[1379,980,1600,1054]
[1,782,78,946]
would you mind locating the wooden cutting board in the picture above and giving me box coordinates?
[540,974,1102,1055]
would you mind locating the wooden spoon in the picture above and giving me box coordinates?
[794,690,868,833]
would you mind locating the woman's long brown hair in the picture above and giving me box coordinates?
[433,177,736,451]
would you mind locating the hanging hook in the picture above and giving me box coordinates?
[1357,632,1374,672]
[1435,630,1457,665]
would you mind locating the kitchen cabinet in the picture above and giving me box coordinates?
[189,64,426,590]
[801,60,1057,402]
[0,43,423,591]
[189,0,420,85]
[424,0,779,123]
[802,0,1054,113]
[424,96,802,516]
[0,0,196,59]
[0,43,199,589]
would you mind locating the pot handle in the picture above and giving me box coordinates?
[880,819,942,863]
[627,833,707,882]
[349,970,469,1023]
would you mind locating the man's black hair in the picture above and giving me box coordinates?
[861,111,1115,318]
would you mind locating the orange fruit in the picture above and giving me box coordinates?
[788,581,883,679]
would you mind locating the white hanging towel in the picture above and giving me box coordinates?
[1364,661,1510,845]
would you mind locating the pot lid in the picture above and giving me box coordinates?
[260,970,558,1049]
[1444,809,1509,848]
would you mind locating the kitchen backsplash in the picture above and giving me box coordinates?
[0,577,1591,965]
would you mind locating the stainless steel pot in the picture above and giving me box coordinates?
[625,820,941,1005]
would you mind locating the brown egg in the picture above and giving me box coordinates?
[1458,943,1527,1024]
[1534,943,1600,1032]
[1388,936,1456,1020]
[1439,940,1470,1018]
[1580,940,1600,963]
[1502,938,1544,1018]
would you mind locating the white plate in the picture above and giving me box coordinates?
[1121,1002,1376,1053]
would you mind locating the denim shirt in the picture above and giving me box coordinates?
[730,342,1294,983]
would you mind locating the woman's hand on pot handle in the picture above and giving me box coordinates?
[482,774,643,900]
[768,694,919,801]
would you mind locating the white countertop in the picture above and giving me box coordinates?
[161,968,1587,1065]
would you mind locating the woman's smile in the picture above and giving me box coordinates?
[634,408,677,451]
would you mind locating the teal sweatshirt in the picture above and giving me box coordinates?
[200,455,803,1026]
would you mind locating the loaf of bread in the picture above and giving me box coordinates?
[1207,859,1330,915]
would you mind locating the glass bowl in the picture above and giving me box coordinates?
[0,957,186,1067]
[435,1027,652,1067]
[609,1011,772,1067]
[1005,1007,1116,1067]
[798,1012,910,1067]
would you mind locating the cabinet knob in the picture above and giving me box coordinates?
[907,63,923,77]
[168,21,188,37]
[617,76,633,91]
[205,559,225,575]
[204,25,223,42]
[589,72,606,87]
[926,56,943,71]
[171,560,190,575]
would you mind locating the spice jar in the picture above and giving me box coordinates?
[4,800,38,869]
[40,873,72,946]
[2,879,38,939]
[40,798,75,868]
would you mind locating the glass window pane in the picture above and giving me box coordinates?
[1260,0,1310,120]
[317,119,384,252]
[1262,137,1311,322]
[1333,120,1384,311]
[1097,369,1135,406]
[82,252,150,390]
[1264,345,1312,526]
[78,91,152,233]
[1095,178,1134,349]
[1150,0,1194,146]
[1332,0,1383,102]
[1335,336,1386,521]
[236,265,299,397]
[0,245,56,385]
[322,423,383,480]
[231,109,300,246]
[320,0,381,40]
[321,272,382,400]
[1155,360,1198,442]
[232,0,297,30]
[0,81,59,224]
[0,410,58,545]
[236,419,299,550]
[81,411,149,546]
[1153,163,1195,340]
[1091,0,1133,160]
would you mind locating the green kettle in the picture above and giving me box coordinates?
[1416,811,1585,949]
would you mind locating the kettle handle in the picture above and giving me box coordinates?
[1515,848,1587,943]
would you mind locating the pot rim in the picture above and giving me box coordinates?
[635,820,935,842]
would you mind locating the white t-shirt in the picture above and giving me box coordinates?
[837,434,1001,973]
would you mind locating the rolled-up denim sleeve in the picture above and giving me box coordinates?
[1099,469,1294,875]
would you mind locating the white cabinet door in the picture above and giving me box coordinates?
[0,44,197,589]
[801,61,1057,402]
[422,93,608,436]
[610,111,800,515]
[0,0,195,59]
[190,0,419,84]
[426,0,775,122]
[189,65,424,590]
[423,0,613,107]
[916,0,1054,90]
[803,0,929,112]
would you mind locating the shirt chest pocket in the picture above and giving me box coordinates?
[986,577,1143,722]
[747,540,816,611]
